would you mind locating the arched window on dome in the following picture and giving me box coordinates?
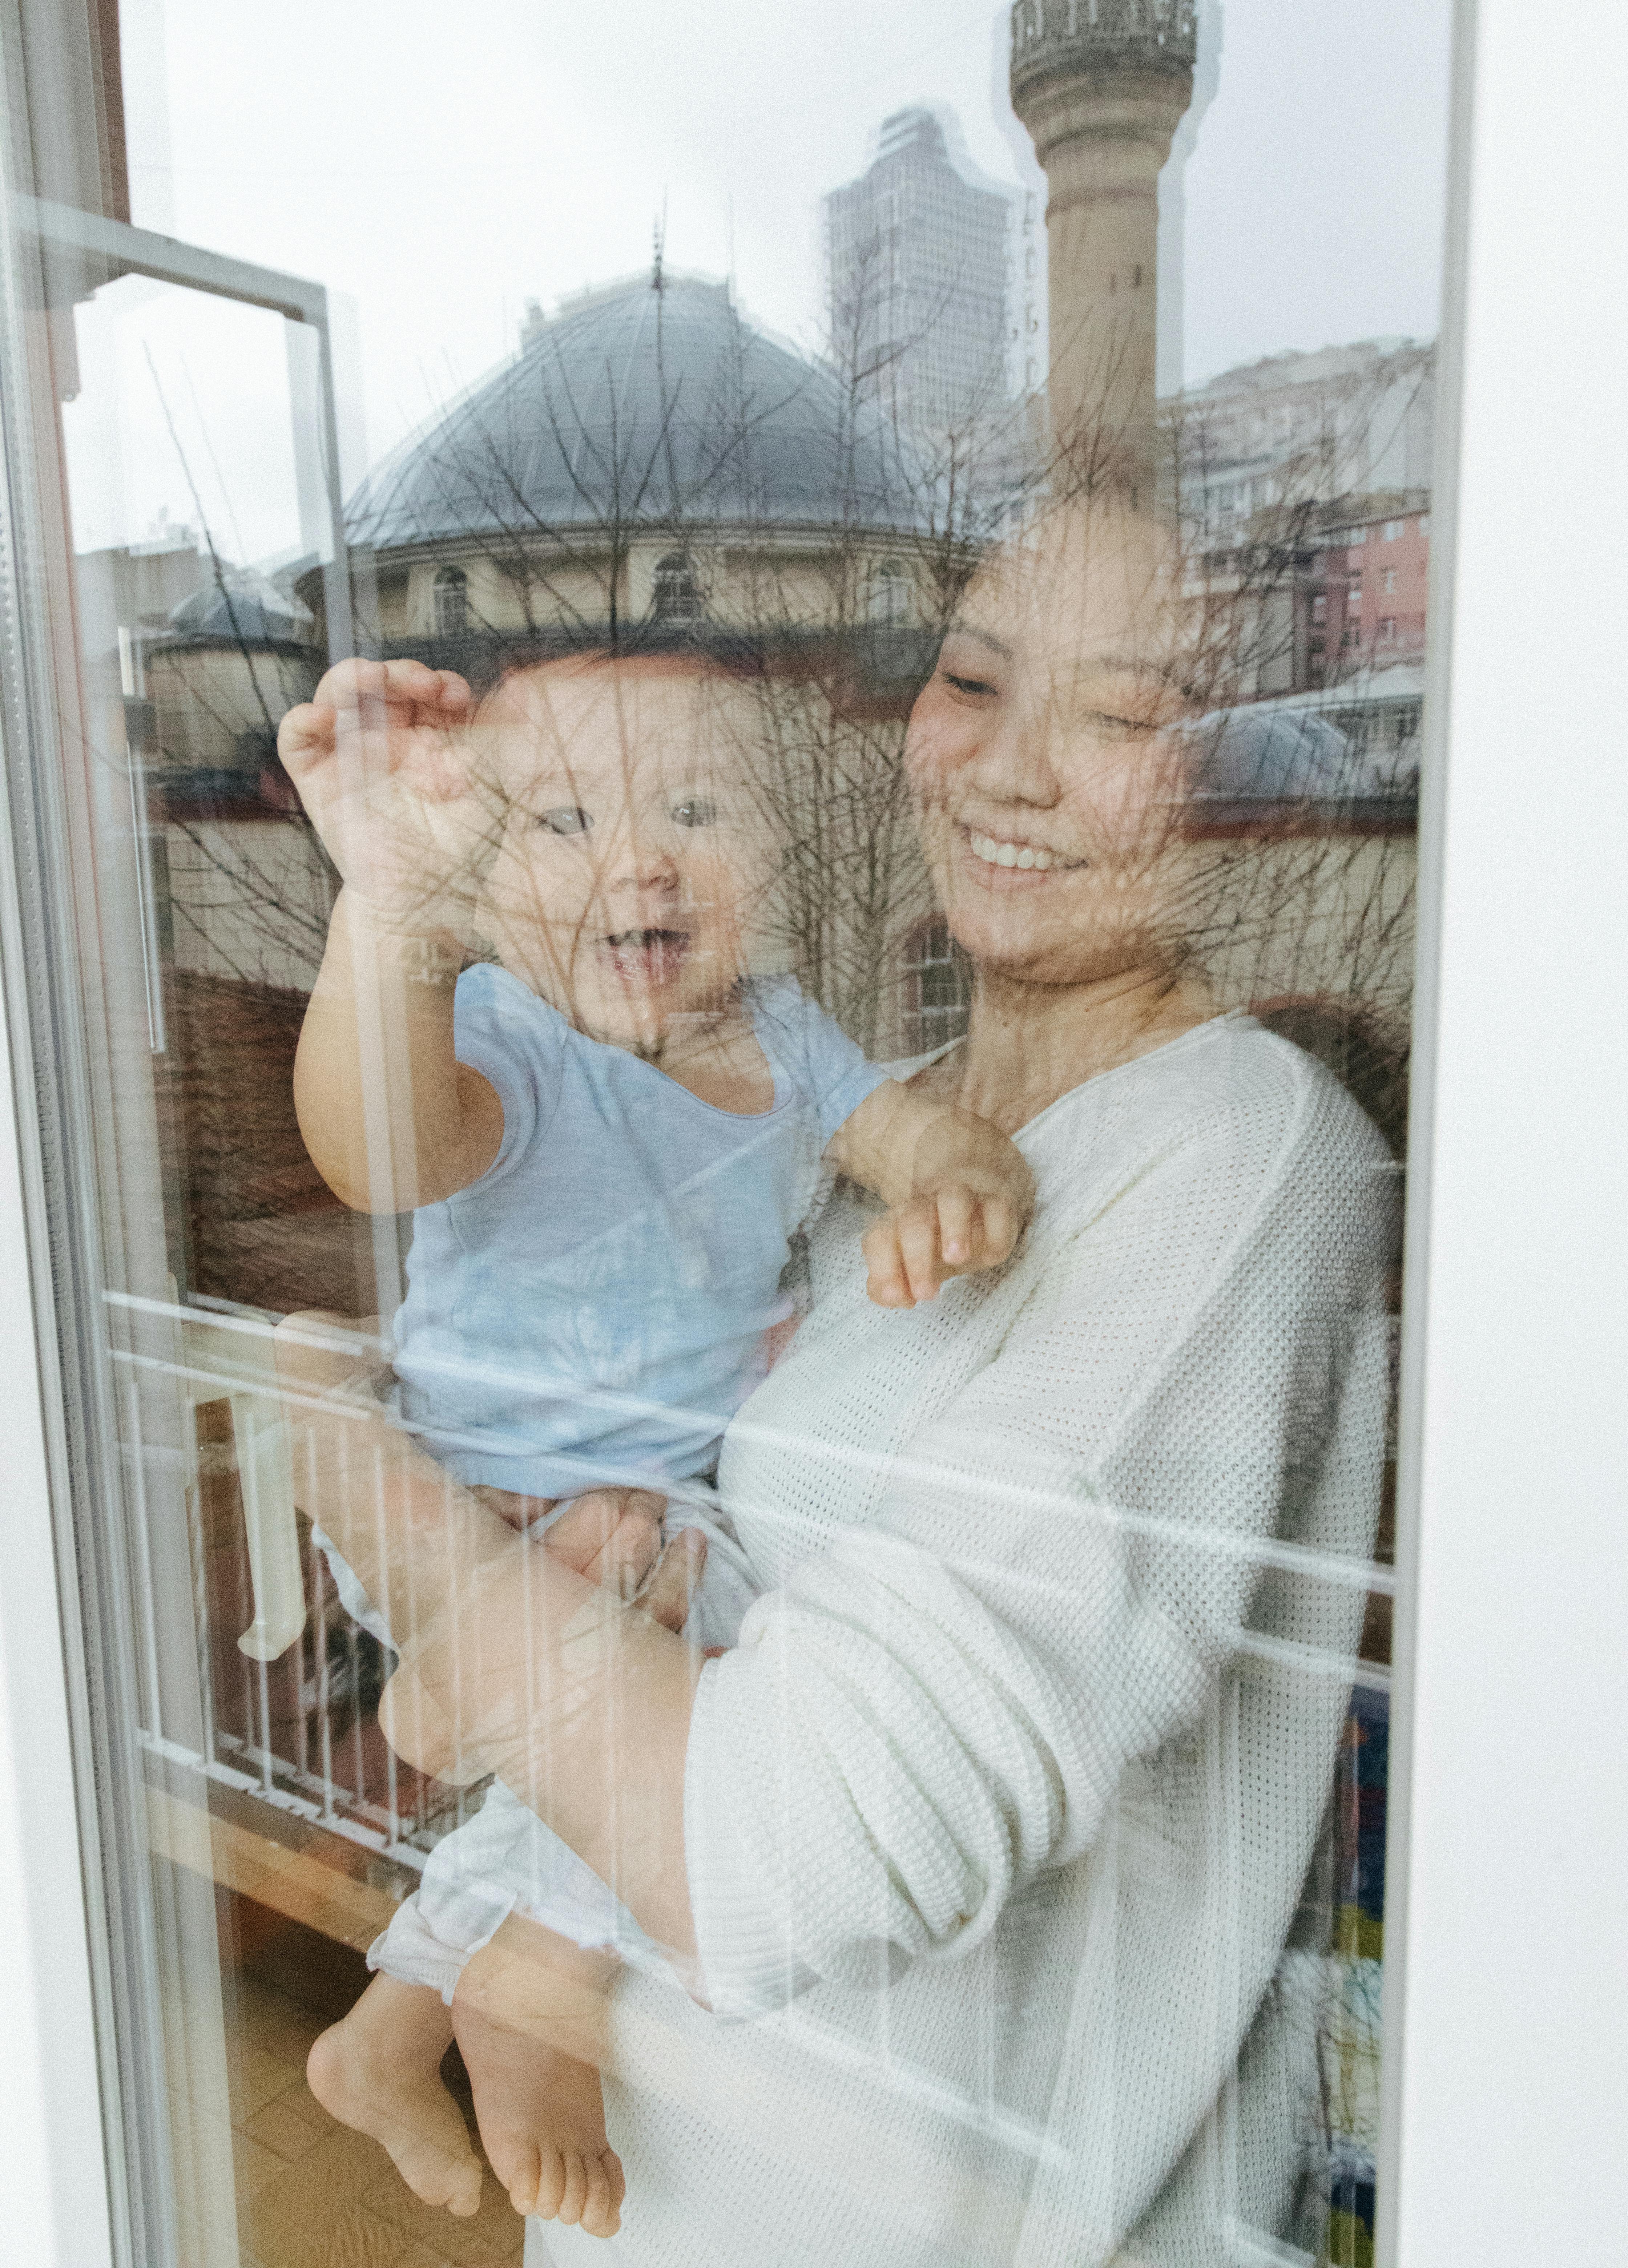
[901,914,971,1058]
[867,558,910,627]
[652,552,701,623]
[433,564,469,638]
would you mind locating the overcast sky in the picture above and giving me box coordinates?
[68,0,1453,561]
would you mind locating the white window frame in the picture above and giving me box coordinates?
[0,978,113,2263]
[1378,1,1628,2261]
[1,2,1626,2263]
[0,196,354,2268]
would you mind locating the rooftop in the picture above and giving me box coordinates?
[877,106,949,165]
[346,274,924,556]
[1178,338,1434,404]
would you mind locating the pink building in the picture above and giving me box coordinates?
[1306,497,1431,686]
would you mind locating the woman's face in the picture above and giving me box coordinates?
[905,507,1200,990]
[478,657,774,1050]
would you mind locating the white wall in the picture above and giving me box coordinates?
[1381,2,1628,2262]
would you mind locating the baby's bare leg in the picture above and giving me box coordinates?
[306,1972,483,2215]
[279,1315,482,2212]
[273,1306,387,1407]
[453,1917,625,2235]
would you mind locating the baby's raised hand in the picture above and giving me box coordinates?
[278,657,494,939]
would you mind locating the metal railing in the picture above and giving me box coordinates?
[109,1292,473,1878]
[1010,0,1199,81]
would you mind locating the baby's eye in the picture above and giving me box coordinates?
[943,670,998,699]
[672,796,718,828]
[537,806,592,836]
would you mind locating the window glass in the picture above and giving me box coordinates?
[0,4,1451,2265]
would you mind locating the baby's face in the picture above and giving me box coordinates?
[477,658,774,1051]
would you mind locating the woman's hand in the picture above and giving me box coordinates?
[279,1353,704,1954]
[376,1509,707,1794]
[541,1489,706,1629]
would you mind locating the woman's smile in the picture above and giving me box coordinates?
[955,820,1085,887]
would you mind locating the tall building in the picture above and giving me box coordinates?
[824,107,1012,433]
[1009,0,1198,487]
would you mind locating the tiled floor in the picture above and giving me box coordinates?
[222,1970,525,2268]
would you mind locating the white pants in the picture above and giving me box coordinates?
[315,1489,760,2002]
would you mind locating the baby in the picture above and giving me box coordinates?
[275,647,1032,2235]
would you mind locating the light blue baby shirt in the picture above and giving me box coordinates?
[391,964,892,1497]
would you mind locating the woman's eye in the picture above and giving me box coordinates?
[1089,712,1155,742]
[672,796,718,828]
[538,806,592,836]
[944,670,998,698]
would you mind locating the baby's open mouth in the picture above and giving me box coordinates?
[601,927,692,986]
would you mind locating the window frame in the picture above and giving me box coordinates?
[0,169,355,2268]
[1377,1,1628,2260]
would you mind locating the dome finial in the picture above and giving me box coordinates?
[651,211,665,294]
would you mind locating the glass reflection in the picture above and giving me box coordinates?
[0,3,1448,2263]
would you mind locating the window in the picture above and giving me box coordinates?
[0,12,1490,2268]
[1382,518,1402,540]
[867,558,910,625]
[1382,568,1398,594]
[432,563,469,636]
[902,916,971,1055]
[652,550,702,621]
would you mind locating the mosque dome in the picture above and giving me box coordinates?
[346,274,922,554]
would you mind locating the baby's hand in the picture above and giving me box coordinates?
[278,657,493,939]
[863,1176,1027,1309]
[826,1081,1036,1309]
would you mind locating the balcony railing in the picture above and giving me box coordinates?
[1010,0,1199,88]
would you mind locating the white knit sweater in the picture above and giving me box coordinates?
[539,1015,1393,2268]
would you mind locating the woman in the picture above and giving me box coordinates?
[297,497,1393,2266]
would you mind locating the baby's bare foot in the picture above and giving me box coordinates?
[306,1975,482,2216]
[455,1991,625,2236]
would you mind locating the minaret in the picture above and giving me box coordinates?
[1010,1,1197,493]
